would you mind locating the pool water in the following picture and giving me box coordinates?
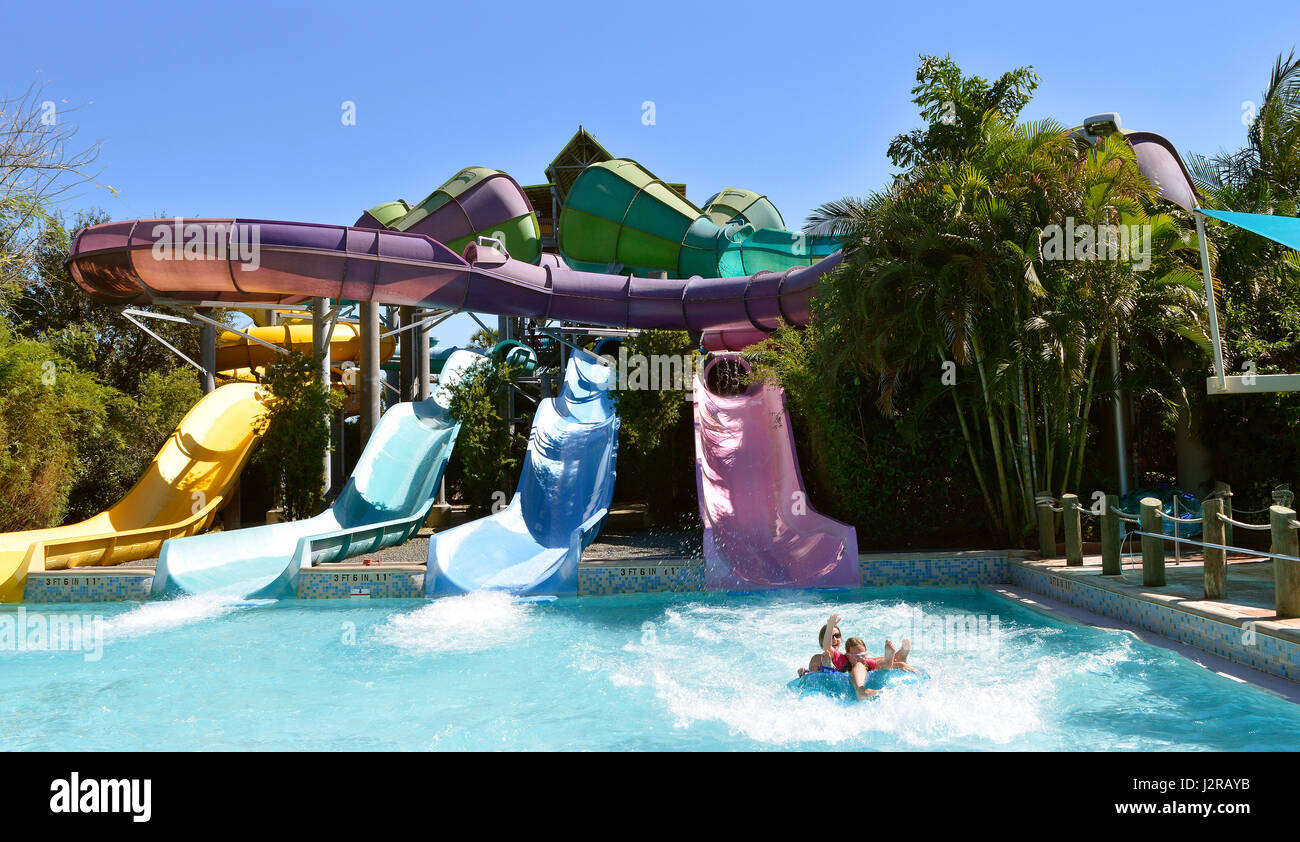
[1,587,1297,751]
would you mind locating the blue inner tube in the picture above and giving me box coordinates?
[787,667,930,700]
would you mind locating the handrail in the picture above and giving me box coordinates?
[1156,509,1202,524]
[1215,512,1272,531]
[1132,530,1293,562]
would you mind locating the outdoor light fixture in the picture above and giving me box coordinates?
[1081,112,1122,143]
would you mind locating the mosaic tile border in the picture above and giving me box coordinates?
[578,561,704,596]
[859,553,1010,587]
[1009,561,1299,682]
[297,566,425,599]
[24,571,154,603]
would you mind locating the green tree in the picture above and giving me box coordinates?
[0,314,116,530]
[610,330,698,523]
[444,356,523,511]
[777,57,1209,544]
[253,352,340,521]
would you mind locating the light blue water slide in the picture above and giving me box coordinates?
[151,350,488,600]
[427,351,619,596]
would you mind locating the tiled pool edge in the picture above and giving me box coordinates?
[1008,560,1299,682]
[574,550,1016,595]
[578,560,704,596]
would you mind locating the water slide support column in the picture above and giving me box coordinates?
[416,315,430,401]
[199,309,216,394]
[360,301,381,447]
[399,305,415,402]
[313,298,332,494]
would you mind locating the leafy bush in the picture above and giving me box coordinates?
[444,357,523,512]
[253,352,340,521]
[0,315,115,530]
[609,330,699,524]
[747,307,993,549]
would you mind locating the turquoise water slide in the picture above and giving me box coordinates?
[152,350,487,599]
[427,351,619,596]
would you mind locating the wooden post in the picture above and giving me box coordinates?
[1063,493,1082,567]
[1101,493,1122,575]
[1037,499,1056,558]
[1269,505,1300,618]
[1202,498,1226,599]
[1140,497,1165,587]
[1214,480,1233,547]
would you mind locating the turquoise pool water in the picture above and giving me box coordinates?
[1,587,1297,751]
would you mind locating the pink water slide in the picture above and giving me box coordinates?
[693,356,859,590]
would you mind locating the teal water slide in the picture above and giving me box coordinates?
[427,351,619,596]
[151,350,487,599]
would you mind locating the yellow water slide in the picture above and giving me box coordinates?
[213,323,396,416]
[214,322,395,372]
[0,383,267,602]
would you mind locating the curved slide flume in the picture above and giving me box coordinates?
[0,383,266,602]
[693,356,858,590]
[66,219,842,337]
[427,351,618,596]
[151,350,486,600]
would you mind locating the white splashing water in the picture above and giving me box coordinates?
[606,595,1140,749]
[374,591,533,656]
[100,594,254,642]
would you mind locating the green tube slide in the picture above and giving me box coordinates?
[557,159,837,278]
[362,166,542,264]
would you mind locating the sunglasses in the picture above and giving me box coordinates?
[831,633,842,640]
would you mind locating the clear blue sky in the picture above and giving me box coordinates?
[2,0,1293,345]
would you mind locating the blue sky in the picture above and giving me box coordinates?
[2,0,1293,345]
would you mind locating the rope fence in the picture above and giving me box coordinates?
[1033,484,1300,618]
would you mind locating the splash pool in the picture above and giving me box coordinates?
[1,587,1296,751]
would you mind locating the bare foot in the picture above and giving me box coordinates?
[897,638,911,664]
[882,639,897,669]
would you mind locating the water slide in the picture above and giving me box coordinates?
[215,321,396,415]
[213,322,396,373]
[558,159,839,278]
[693,356,858,590]
[151,349,486,599]
[67,220,841,336]
[427,351,618,596]
[0,384,266,602]
[66,166,841,599]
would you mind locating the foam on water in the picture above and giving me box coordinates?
[99,594,252,641]
[374,591,533,656]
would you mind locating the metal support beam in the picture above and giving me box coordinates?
[416,317,431,401]
[199,310,217,394]
[399,305,415,402]
[1205,373,1300,395]
[1110,336,1129,496]
[1195,212,1227,391]
[312,297,333,495]
[359,301,381,447]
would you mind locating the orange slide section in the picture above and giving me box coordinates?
[0,383,267,602]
